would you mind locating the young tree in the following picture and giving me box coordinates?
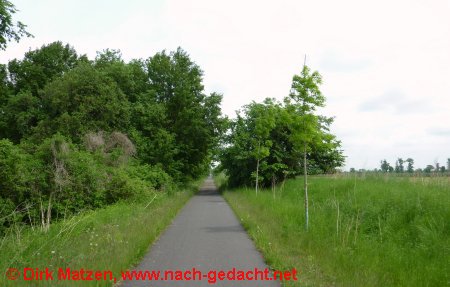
[406,158,414,173]
[219,97,343,189]
[424,165,434,173]
[0,0,32,50]
[395,158,404,173]
[219,114,255,187]
[247,100,276,195]
[380,159,391,172]
[261,162,288,197]
[286,64,325,231]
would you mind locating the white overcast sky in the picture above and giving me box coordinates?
[1,0,449,170]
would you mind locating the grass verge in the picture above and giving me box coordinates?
[223,174,449,287]
[0,187,195,287]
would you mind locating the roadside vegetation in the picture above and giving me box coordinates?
[0,186,195,286]
[0,41,225,235]
[3,3,448,287]
[217,60,449,287]
[1,5,225,284]
[218,63,344,236]
[223,174,450,287]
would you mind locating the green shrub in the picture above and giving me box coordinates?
[0,134,175,235]
[0,139,28,203]
[0,197,16,234]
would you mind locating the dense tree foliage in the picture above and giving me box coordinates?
[0,42,225,234]
[146,48,226,180]
[219,64,344,232]
[220,94,344,188]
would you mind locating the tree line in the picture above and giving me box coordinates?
[0,42,226,234]
[377,158,449,173]
[348,158,450,173]
[1,1,343,233]
[218,66,344,190]
[218,64,344,231]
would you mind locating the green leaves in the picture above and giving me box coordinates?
[39,63,131,140]
[7,42,81,95]
[145,48,224,181]
[288,65,325,113]
[0,0,32,50]
[1,43,225,183]
[0,44,226,234]
[285,65,327,151]
[220,65,344,188]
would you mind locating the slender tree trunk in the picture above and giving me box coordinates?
[256,158,260,195]
[46,193,52,232]
[40,198,45,231]
[280,174,286,193]
[301,54,309,231]
[304,143,309,231]
[25,204,34,231]
[255,141,260,196]
[272,175,275,199]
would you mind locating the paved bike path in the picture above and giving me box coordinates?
[121,178,280,286]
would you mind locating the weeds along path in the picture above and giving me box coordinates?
[120,177,279,287]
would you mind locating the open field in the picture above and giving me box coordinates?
[223,174,450,287]
[0,189,194,287]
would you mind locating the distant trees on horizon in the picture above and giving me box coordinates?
[349,158,450,174]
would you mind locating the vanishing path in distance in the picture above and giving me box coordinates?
[121,177,280,286]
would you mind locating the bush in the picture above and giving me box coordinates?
[0,197,16,235]
[0,139,28,203]
[0,133,174,235]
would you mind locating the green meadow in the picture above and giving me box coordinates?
[223,174,450,287]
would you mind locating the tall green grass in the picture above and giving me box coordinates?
[224,174,450,287]
[0,189,194,287]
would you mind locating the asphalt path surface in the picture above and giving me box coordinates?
[121,177,280,286]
